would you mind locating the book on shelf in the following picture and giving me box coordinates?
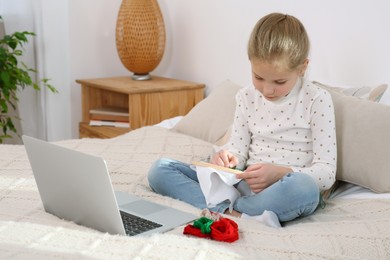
[89,120,130,128]
[89,107,129,122]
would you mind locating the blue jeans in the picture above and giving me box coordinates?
[147,158,320,222]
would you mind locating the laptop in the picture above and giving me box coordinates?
[22,135,197,236]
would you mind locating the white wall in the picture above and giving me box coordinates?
[1,0,390,141]
[159,0,390,89]
[68,0,126,140]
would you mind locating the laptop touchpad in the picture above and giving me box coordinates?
[121,200,166,215]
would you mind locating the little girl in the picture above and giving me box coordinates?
[148,13,337,225]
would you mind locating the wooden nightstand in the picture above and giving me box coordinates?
[76,76,205,138]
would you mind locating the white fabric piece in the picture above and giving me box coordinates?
[196,166,241,212]
[242,211,281,228]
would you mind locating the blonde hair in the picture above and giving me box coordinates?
[248,13,310,71]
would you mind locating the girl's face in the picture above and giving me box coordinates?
[250,58,307,101]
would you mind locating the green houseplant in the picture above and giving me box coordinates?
[0,17,57,143]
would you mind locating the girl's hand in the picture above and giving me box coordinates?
[210,150,239,168]
[236,163,292,193]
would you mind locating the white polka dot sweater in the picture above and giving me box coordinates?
[228,78,337,190]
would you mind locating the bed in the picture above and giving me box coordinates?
[1,80,390,259]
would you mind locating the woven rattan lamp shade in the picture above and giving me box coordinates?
[116,0,166,80]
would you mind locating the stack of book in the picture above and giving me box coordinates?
[89,107,130,128]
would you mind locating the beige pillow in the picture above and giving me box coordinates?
[172,80,242,144]
[329,90,390,193]
[313,81,388,102]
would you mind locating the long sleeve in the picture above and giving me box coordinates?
[226,90,252,170]
[290,88,337,190]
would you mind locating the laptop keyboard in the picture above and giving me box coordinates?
[120,211,162,236]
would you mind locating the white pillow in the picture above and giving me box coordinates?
[379,87,390,106]
[313,81,388,102]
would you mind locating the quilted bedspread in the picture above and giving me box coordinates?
[0,126,389,259]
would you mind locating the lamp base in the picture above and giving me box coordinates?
[132,73,151,81]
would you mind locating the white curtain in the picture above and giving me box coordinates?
[32,0,49,141]
[0,0,48,143]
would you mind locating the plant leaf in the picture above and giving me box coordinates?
[14,32,28,42]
